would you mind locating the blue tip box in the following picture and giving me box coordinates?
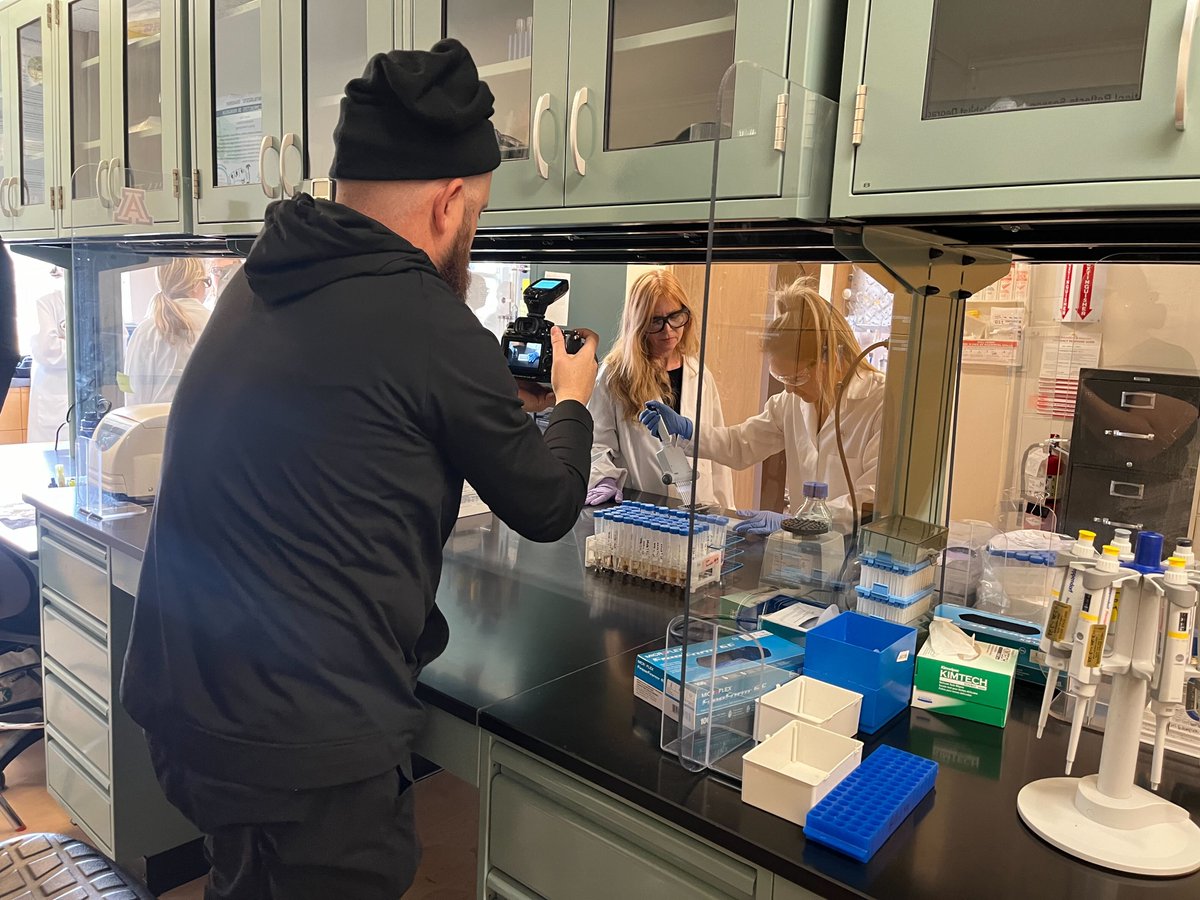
[804,745,937,862]
[804,612,917,733]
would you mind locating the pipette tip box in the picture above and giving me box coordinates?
[854,583,936,625]
[803,745,938,862]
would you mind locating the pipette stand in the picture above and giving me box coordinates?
[1018,574,1200,876]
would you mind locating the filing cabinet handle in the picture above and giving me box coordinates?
[259,135,281,199]
[0,178,11,217]
[95,159,111,209]
[1120,391,1157,410]
[108,157,124,204]
[1104,429,1155,440]
[569,87,589,176]
[1109,480,1146,500]
[1177,0,1199,131]
[1095,516,1145,531]
[279,132,301,199]
[532,93,551,180]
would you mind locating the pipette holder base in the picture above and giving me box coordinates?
[1018,775,1200,876]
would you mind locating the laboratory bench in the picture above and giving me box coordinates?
[0,443,71,559]
[16,490,1200,898]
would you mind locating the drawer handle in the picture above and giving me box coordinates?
[1109,480,1145,500]
[1104,429,1155,441]
[1094,516,1145,530]
[1120,391,1157,410]
[1177,0,1200,131]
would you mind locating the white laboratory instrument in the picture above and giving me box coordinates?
[655,418,695,507]
[1035,529,1097,740]
[91,403,171,500]
[1020,538,1200,877]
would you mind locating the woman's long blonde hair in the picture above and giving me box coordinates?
[763,276,879,403]
[603,270,700,421]
[151,258,206,346]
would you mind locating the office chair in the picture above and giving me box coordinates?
[0,544,43,833]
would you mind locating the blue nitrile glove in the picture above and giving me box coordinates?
[734,509,785,536]
[585,477,623,506]
[639,400,693,442]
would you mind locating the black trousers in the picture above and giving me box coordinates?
[149,741,418,899]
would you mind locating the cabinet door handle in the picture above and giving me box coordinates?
[1094,516,1145,531]
[1109,480,1146,500]
[108,157,124,203]
[532,92,551,180]
[1104,429,1155,440]
[9,178,21,216]
[0,178,11,217]
[279,132,300,199]
[1120,391,1157,410]
[95,159,111,209]
[569,86,589,176]
[259,135,281,199]
[1177,0,1199,130]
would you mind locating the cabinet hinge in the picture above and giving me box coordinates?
[773,92,789,152]
[45,3,51,26]
[55,1,61,26]
[57,186,63,209]
[49,187,55,211]
[172,168,180,198]
[852,84,868,147]
[192,169,201,200]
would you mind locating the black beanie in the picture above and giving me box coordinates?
[330,40,501,181]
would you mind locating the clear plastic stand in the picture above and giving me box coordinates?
[77,435,146,521]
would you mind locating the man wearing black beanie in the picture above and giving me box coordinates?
[121,40,598,899]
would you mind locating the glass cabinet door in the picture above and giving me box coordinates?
[9,3,56,232]
[412,0,569,210]
[278,0,394,199]
[849,0,1200,198]
[564,0,791,207]
[112,0,184,224]
[193,0,283,226]
[58,0,111,229]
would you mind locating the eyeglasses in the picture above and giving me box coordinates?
[770,366,813,387]
[647,307,690,334]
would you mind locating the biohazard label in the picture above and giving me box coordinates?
[1047,600,1072,643]
[1085,624,1108,668]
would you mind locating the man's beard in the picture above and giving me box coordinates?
[436,219,474,301]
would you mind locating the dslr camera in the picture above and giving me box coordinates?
[502,277,585,383]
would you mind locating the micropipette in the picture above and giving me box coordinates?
[1149,557,1199,790]
[1036,530,1097,740]
[1065,545,1122,776]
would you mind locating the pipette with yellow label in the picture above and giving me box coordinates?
[1064,545,1123,775]
[1036,530,1097,740]
[1148,557,1199,790]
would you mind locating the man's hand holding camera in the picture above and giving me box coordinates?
[517,326,599,412]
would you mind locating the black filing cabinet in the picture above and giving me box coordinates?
[1062,369,1200,546]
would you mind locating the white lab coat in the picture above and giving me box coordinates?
[27,289,68,441]
[124,299,211,405]
[694,370,886,528]
[588,358,734,509]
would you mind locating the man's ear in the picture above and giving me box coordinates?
[430,178,466,239]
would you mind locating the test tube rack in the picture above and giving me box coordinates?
[586,502,728,591]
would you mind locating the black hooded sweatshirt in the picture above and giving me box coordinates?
[120,196,592,789]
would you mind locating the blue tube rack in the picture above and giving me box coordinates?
[803,745,937,862]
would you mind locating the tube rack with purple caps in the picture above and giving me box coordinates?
[585,502,728,589]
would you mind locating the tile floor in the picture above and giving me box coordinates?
[2,745,480,899]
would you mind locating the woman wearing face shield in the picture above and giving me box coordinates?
[641,276,884,534]
[586,269,734,509]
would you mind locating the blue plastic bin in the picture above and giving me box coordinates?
[804,612,917,733]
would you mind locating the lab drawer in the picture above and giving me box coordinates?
[38,524,109,626]
[45,670,110,779]
[46,738,113,851]
[1070,372,1200,476]
[43,601,110,703]
[1061,465,1193,547]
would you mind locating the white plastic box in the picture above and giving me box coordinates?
[741,721,863,826]
[754,676,863,742]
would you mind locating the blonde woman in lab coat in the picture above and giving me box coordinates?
[586,269,734,509]
[124,259,211,405]
[642,276,885,534]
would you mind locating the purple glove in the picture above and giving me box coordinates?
[586,477,623,506]
[734,509,785,536]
